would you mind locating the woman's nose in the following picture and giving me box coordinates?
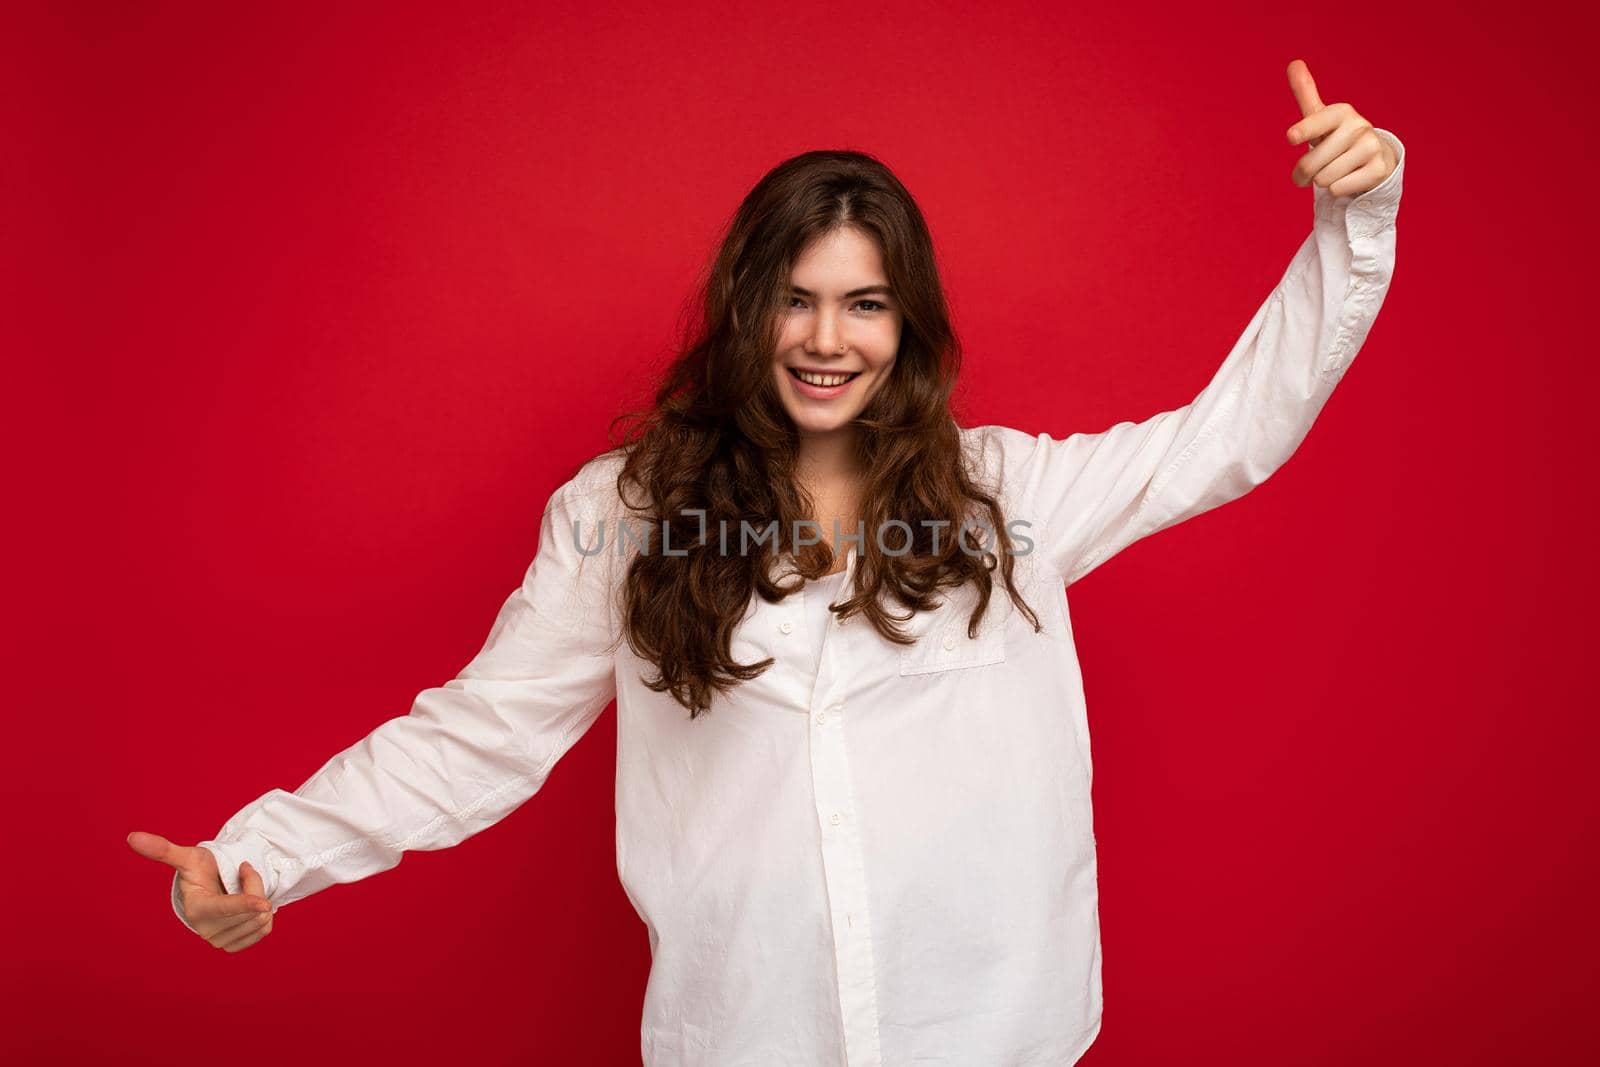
[806,312,839,352]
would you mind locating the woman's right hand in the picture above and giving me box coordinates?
[128,830,276,952]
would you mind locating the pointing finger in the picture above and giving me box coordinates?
[127,830,188,871]
[1286,58,1323,118]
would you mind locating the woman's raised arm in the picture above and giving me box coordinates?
[986,115,1404,586]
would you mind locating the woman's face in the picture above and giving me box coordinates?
[772,225,903,440]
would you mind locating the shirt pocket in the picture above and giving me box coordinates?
[897,579,1009,676]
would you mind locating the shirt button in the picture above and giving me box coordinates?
[815,711,827,725]
[830,812,842,825]
[779,621,794,635]
[942,634,957,650]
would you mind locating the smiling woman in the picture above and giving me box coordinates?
[780,231,908,438]
[775,229,902,434]
[607,147,1044,719]
[136,57,1406,1067]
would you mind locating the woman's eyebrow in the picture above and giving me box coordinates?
[790,284,894,298]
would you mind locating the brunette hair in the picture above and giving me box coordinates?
[599,148,1041,718]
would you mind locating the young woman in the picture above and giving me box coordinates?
[131,59,1404,1066]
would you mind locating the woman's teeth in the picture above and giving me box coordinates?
[791,368,860,387]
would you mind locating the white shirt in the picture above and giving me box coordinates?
[175,129,1405,1065]
[804,568,851,669]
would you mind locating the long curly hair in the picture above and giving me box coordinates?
[598,148,1042,718]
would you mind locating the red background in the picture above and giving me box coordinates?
[5,1,1594,1064]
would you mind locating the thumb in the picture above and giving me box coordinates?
[1286,58,1323,118]
[239,860,272,908]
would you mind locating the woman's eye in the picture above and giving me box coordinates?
[786,297,887,312]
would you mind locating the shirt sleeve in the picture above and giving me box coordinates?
[172,464,623,932]
[986,127,1405,587]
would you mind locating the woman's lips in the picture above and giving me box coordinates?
[788,367,860,399]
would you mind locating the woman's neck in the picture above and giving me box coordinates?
[795,428,863,573]
[795,426,862,494]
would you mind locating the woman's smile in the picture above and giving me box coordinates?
[787,366,863,398]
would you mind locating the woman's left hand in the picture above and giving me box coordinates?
[1283,58,1398,197]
